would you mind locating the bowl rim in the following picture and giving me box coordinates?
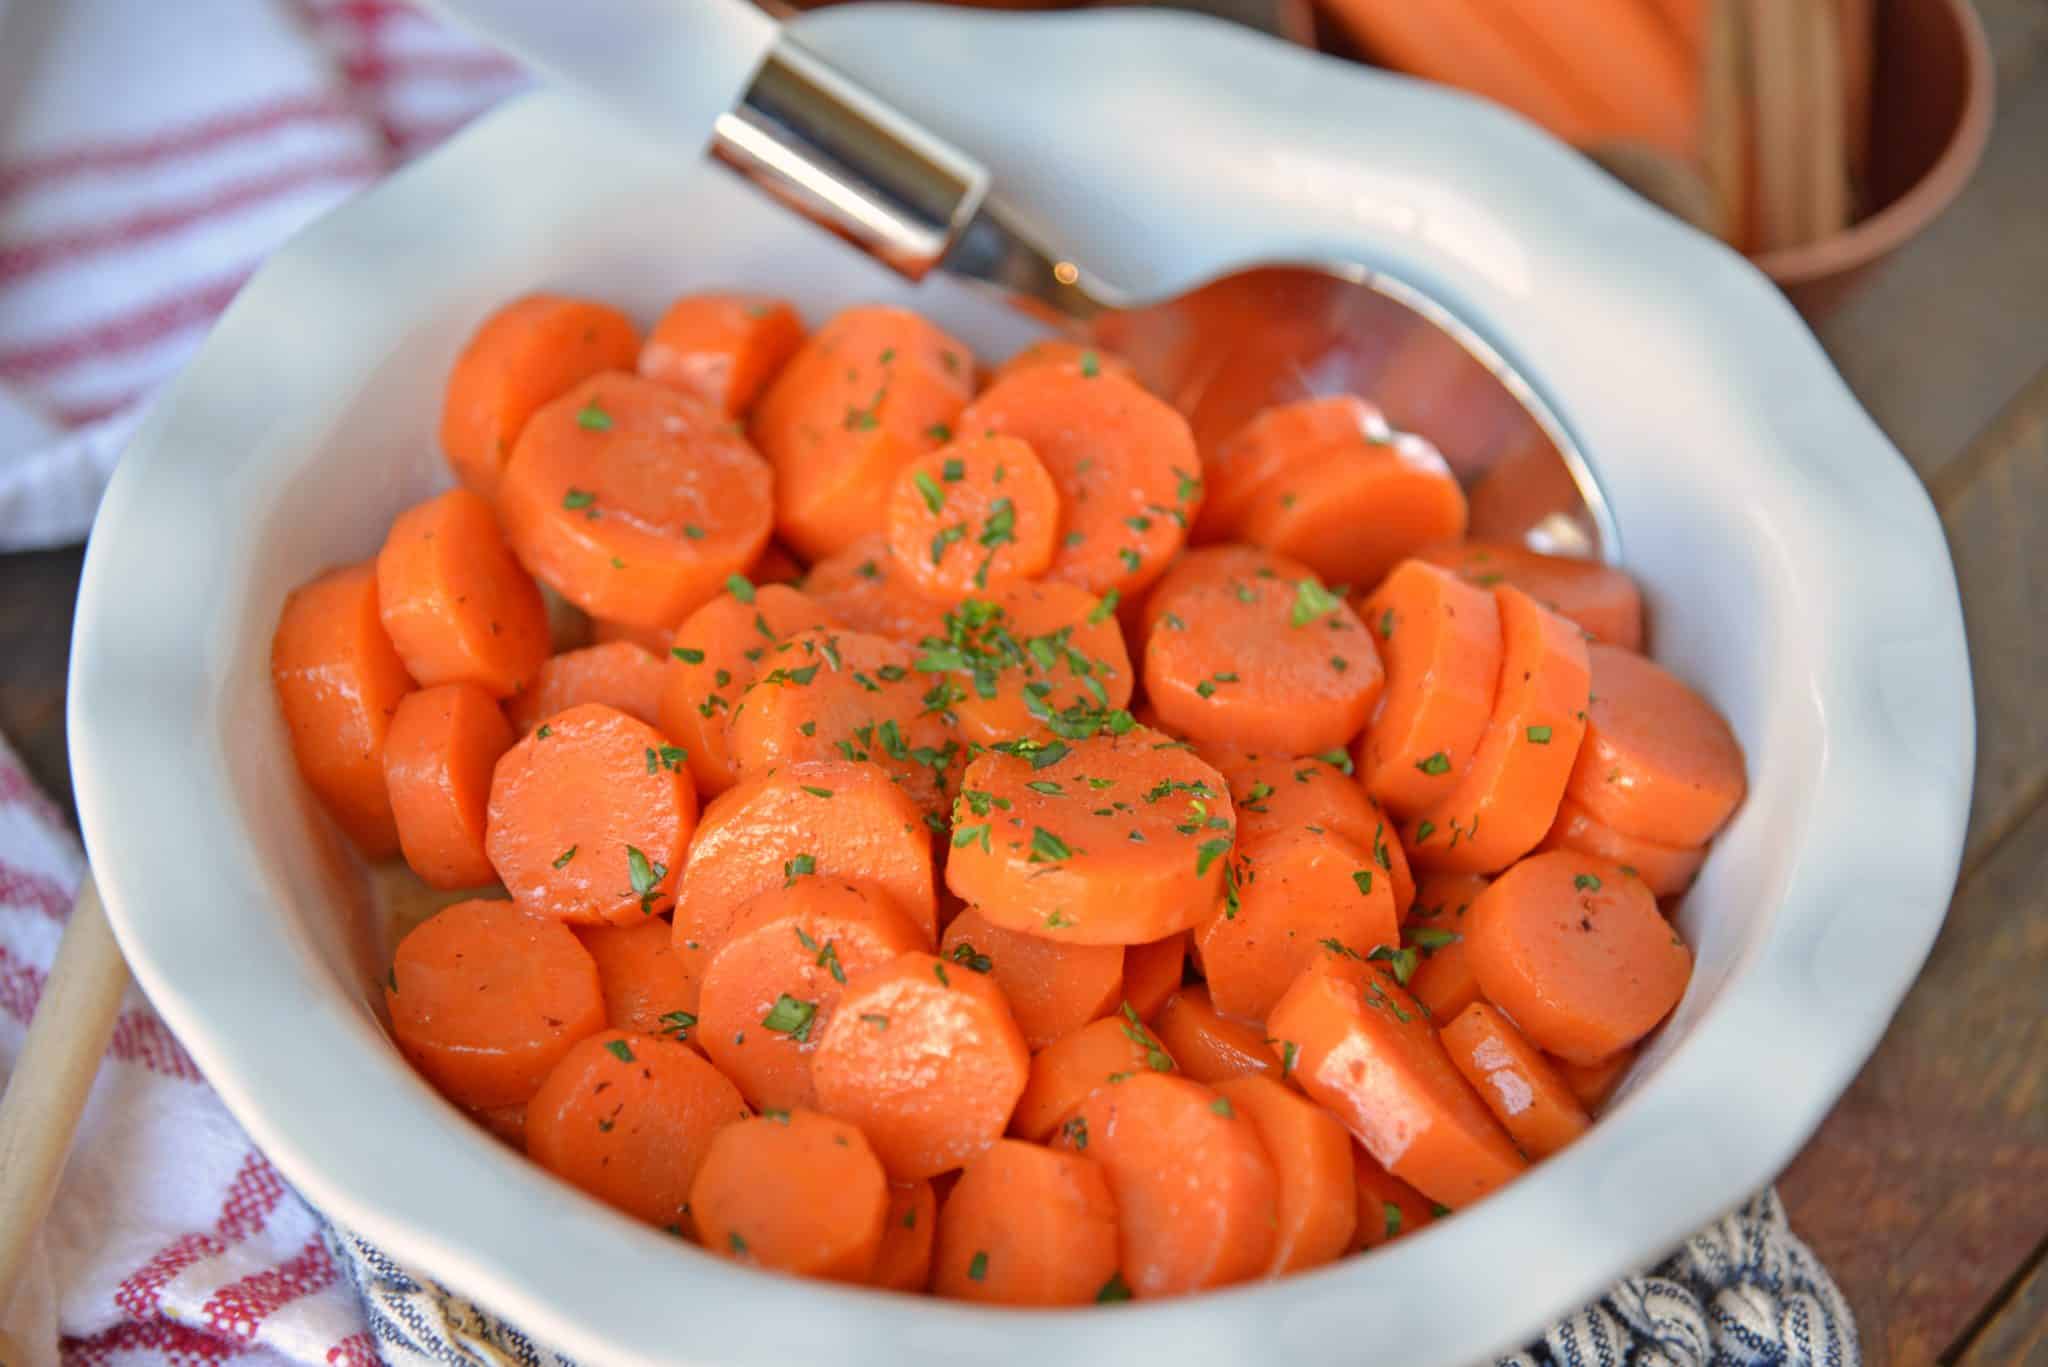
[68,6,1974,1364]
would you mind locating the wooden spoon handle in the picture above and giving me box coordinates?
[0,874,129,1309]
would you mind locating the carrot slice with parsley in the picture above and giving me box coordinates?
[933,1140,1121,1305]
[1356,559,1502,816]
[1402,586,1591,873]
[377,487,552,698]
[884,435,1060,600]
[1421,541,1644,651]
[990,340,1139,390]
[639,292,806,417]
[1440,1001,1592,1159]
[941,906,1124,1051]
[922,581,1133,749]
[1011,1012,1177,1143]
[1210,748,1416,921]
[485,701,698,925]
[691,1108,890,1282]
[1121,933,1186,1023]
[439,293,639,499]
[1052,1071,1279,1298]
[1403,872,1490,1020]
[498,372,773,630]
[958,366,1199,600]
[575,918,705,1047]
[657,581,831,797]
[526,1028,750,1234]
[1215,1076,1357,1274]
[506,640,665,735]
[1198,396,1390,542]
[752,306,975,562]
[1150,985,1278,1086]
[946,722,1235,946]
[272,562,415,857]
[1266,958,1526,1209]
[385,898,606,1108]
[1466,851,1692,1063]
[811,951,1031,1180]
[1550,1045,1636,1112]
[698,879,928,1112]
[1351,1146,1440,1251]
[1541,797,1706,898]
[1566,643,1746,847]
[799,532,954,648]
[383,683,514,889]
[873,1179,938,1292]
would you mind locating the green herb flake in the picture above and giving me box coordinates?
[1575,873,1602,892]
[657,1010,696,1040]
[1527,725,1554,744]
[1209,1097,1234,1118]
[926,423,953,444]
[1384,1202,1403,1239]
[913,470,946,514]
[604,1039,635,1063]
[1415,820,1437,843]
[561,487,596,510]
[1289,578,1343,628]
[1352,869,1374,896]
[1079,349,1101,378]
[760,993,818,1041]
[1314,747,1355,776]
[1096,1273,1133,1304]
[801,785,834,799]
[1029,827,1074,863]
[683,524,706,540]
[1378,608,1395,639]
[552,845,578,869]
[1087,589,1120,625]
[671,645,705,663]
[782,852,816,887]
[725,574,756,603]
[1195,838,1231,876]
[1417,752,1452,776]
[575,401,613,431]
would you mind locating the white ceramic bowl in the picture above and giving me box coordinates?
[69,7,1972,1364]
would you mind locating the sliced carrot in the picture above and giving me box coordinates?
[1420,541,1644,651]
[958,366,1199,600]
[1142,545,1382,755]
[1150,986,1278,1086]
[526,1028,750,1233]
[941,907,1122,1051]
[1215,1076,1357,1274]
[752,306,975,562]
[638,293,806,417]
[439,293,639,498]
[506,641,665,735]
[990,340,1139,389]
[498,372,773,630]
[485,702,699,925]
[692,1108,889,1282]
[1011,1012,1177,1143]
[1541,796,1707,898]
[574,919,703,1046]
[1356,560,1502,816]
[811,951,1031,1180]
[1121,933,1187,1023]
[946,723,1235,946]
[1196,396,1391,542]
[1266,958,1526,1208]
[385,898,605,1108]
[1567,643,1746,847]
[884,435,1060,600]
[1213,750,1416,920]
[1195,828,1399,1020]
[1489,0,1699,156]
[1351,1146,1440,1251]
[1053,1071,1279,1297]
[383,683,514,889]
[1466,850,1692,1063]
[922,582,1133,749]
[1403,586,1591,873]
[377,487,551,698]
[1550,1045,1636,1112]
[872,1180,937,1292]
[657,582,832,797]
[699,879,928,1112]
[1404,872,1490,1021]
[932,1140,1121,1305]
[1440,1001,1591,1159]
[272,562,415,857]
[798,533,954,648]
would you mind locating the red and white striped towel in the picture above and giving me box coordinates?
[0,0,527,552]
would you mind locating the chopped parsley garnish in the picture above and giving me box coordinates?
[1195,838,1230,876]
[553,845,578,869]
[1527,725,1554,744]
[1096,1273,1133,1303]
[1289,578,1343,628]
[968,1251,989,1281]
[1417,752,1452,776]
[913,470,946,513]
[604,1039,635,1063]
[948,941,994,973]
[575,401,612,431]
[561,488,596,510]
[1352,870,1373,896]
[782,852,816,887]
[671,646,705,664]
[725,574,755,603]
[1575,873,1603,891]
[1029,827,1073,863]
[760,994,818,1041]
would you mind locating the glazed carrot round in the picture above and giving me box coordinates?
[439,293,640,498]
[1356,559,1502,816]
[1214,1076,1357,1274]
[272,562,415,857]
[1541,797,1706,898]
[498,372,774,630]
[674,761,937,1001]
[383,683,514,889]
[574,919,703,1046]
[1266,959,1526,1209]
[1195,828,1399,1020]
[1466,851,1692,1063]
[1212,750,1415,921]
[941,906,1124,1051]
[990,340,1139,390]
[811,951,1031,1180]
[657,581,832,797]
[384,898,606,1109]
[1150,986,1277,1086]
[873,1180,938,1292]
[883,435,1060,600]
[925,582,1133,748]
[377,487,552,698]
[1142,545,1383,755]
[1550,1045,1636,1112]
[1421,541,1644,651]
[799,533,954,649]
[638,292,806,417]
[932,1140,1120,1306]
[1053,1071,1279,1298]
[1403,586,1591,873]
[1351,1146,1440,1251]
[1121,933,1186,1023]
[699,879,928,1112]
[1196,395,1391,543]
[1567,643,1746,847]
[485,702,699,925]
[946,723,1235,946]
[1440,1001,1591,1160]
[753,306,975,562]
[958,366,1199,600]
[506,641,666,735]
[1404,872,1490,1021]
[526,1028,750,1232]
[1011,1012,1177,1143]
[691,1108,890,1282]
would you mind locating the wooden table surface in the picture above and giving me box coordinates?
[3,6,2045,1361]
